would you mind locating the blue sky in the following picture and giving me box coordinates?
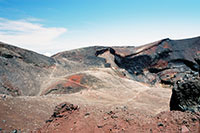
[0,0,200,55]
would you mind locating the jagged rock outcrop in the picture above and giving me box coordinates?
[170,77,200,112]
[96,37,200,85]
[169,52,200,112]
[46,102,79,123]
[1,36,200,96]
[1,37,200,132]
[39,102,200,133]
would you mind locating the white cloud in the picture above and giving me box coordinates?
[0,17,199,56]
[0,17,67,55]
[23,17,44,22]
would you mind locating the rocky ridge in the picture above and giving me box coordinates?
[0,36,200,132]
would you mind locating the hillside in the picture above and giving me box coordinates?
[0,37,200,132]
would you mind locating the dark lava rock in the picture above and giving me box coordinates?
[0,42,55,67]
[85,112,90,116]
[111,115,118,119]
[52,102,79,117]
[104,63,111,68]
[12,129,17,133]
[46,102,79,123]
[1,36,200,96]
[157,123,164,127]
[194,53,200,65]
[52,46,108,72]
[96,36,200,85]
[42,73,104,95]
[0,42,55,96]
[170,77,200,112]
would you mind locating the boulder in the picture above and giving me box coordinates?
[170,77,200,112]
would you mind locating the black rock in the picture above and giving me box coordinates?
[157,123,164,127]
[12,129,17,133]
[85,112,90,116]
[170,77,200,112]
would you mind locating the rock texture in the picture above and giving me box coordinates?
[96,37,200,85]
[0,36,200,132]
[169,52,200,113]
[170,77,200,112]
[0,42,55,96]
[39,102,200,133]
[2,36,200,96]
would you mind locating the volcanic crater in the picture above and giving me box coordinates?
[0,37,200,132]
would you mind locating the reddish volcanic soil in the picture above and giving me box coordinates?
[1,37,200,132]
[38,102,200,133]
[0,68,200,132]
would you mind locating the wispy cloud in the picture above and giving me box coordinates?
[20,17,44,22]
[0,17,67,55]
